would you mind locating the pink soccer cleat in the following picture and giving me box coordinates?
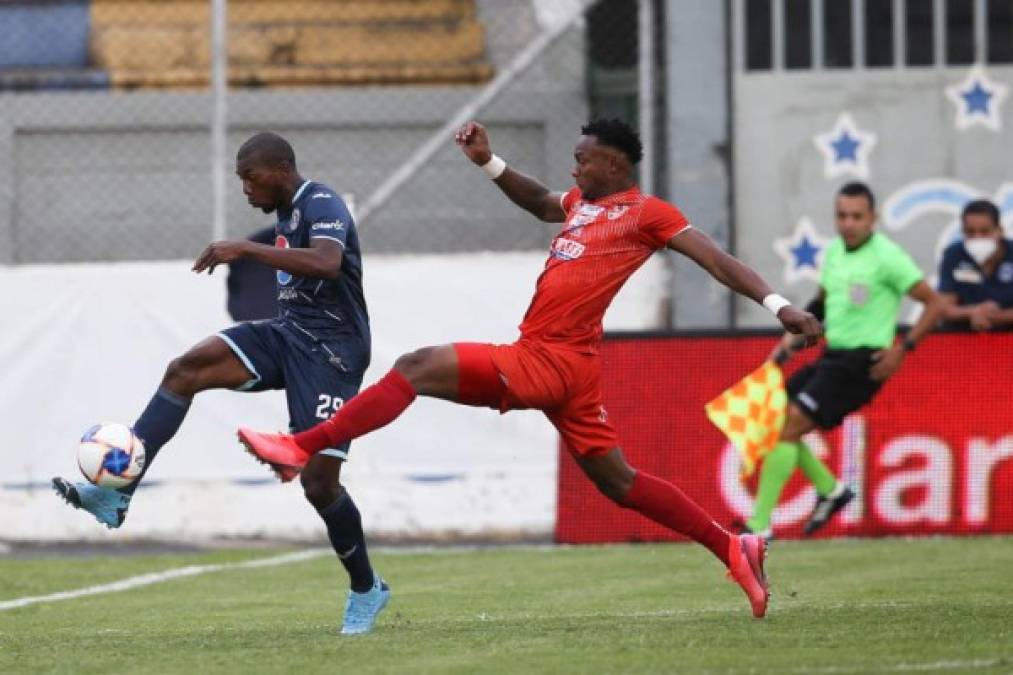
[237,428,310,483]
[727,534,770,618]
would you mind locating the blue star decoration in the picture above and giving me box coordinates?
[813,113,877,179]
[830,131,860,162]
[773,217,830,283]
[946,66,1008,131]
[962,81,992,114]
[790,235,820,269]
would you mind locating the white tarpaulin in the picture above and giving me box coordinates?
[0,251,669,540]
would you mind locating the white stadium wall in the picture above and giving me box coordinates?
[732,66,1013,327]
[0,252,670,542]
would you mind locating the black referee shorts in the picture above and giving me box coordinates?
[786,348,883,429]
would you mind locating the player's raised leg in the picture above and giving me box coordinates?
[239,344,465,480]
[53,336,254,528]
[574,448,769,618]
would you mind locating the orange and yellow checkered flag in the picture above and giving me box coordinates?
[705,361,787,480]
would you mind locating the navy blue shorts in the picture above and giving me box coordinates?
[787,348,882,430]
[217,319,368,459]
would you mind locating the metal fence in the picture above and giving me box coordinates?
[0,0,658,264]
[737,0,1013,72]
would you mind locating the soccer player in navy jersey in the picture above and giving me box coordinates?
[52,132,389,635]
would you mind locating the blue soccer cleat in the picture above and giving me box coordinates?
[340,575,390,635]
[52,477,131,529]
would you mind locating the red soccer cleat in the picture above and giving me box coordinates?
[727,533,770,618]
[237,428,310,483]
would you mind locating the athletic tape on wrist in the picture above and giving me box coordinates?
[480,154,507,179]
[762,293,791,316]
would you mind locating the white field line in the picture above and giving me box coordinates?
[792,659,1005,673]
[0,548,330,611]
[0,543,552,613]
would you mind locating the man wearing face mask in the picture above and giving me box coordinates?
[938,200,1013,331]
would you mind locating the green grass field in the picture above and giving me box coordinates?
[2,537,1012,674]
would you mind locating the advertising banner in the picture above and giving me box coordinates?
[557,332,1013,542]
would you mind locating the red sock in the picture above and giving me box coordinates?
[621,471,731,567]
[293,369,417,453]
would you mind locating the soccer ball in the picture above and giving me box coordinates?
[78,422,146,489]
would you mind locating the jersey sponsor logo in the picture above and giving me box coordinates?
[568,204,605,228]
[275,235,293,285]
[287,208,301,232]
[999,262,1013,283]
[550,237,586,261]
[310,192,333,200]
[311,220,345,233]
[278,288,298,301]
[953,264,984,284]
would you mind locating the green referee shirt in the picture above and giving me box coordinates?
[820,232,924,349]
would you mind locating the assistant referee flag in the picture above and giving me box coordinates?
[705,362,787,479]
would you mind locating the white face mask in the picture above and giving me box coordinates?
[964,237,998,265]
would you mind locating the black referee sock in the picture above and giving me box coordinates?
[319,491,375,593]
[119,387,191,496]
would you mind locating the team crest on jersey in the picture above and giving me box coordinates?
[550,237,586,261]
[606,206,629,220]
[287,208,301,232]
[1000,262,1013,283]
[849,282,869,305]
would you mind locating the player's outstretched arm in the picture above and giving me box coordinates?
[193,238,343,279]
[455,121,566,223]
[668,228,822,345]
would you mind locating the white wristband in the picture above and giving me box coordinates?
[762,293,791,316]
[480,154,507,179]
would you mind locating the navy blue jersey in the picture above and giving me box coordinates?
[273,180,369,345]
[937,239,1013,310]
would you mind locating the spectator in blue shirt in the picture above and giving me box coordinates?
[938,199,1013,331]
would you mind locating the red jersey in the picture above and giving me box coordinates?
[518,186,690,353]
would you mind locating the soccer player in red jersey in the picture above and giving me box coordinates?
[240,119,822,618]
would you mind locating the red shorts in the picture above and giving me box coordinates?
[453,340,619,457]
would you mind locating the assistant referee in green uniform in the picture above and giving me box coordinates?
[744,182,945,539]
